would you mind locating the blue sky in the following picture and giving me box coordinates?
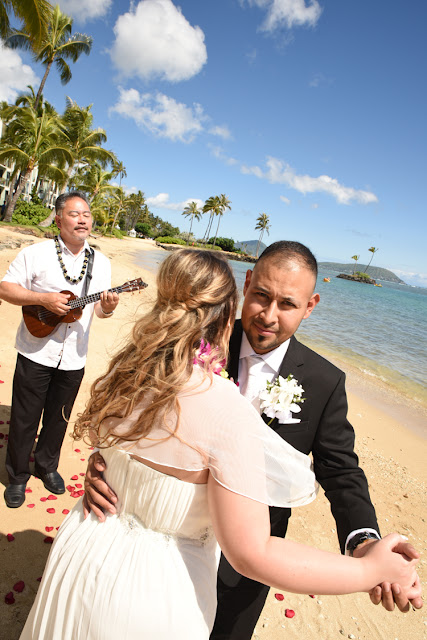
[1,0,426,286]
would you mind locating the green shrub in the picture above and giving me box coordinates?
[355,271,371,281]
[208,237,235,252]
[135,222,152,236]
[12,200,52,226]
[111,228,124,239]
[156,236,186,245]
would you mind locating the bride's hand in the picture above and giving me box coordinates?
[361,533,420,594]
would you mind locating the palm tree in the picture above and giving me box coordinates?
[76,161,115,204]
[351,254,360,275]
[182,201,202,243]
[112,160,127,187]
[0,0,51,44]
[255,213,271,258]
[0,98,71,221]
[7,4,92,111]
[212,193,231,247]
[364,246,379,274]
[202,194,232,247]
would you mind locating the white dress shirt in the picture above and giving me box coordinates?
[2,236,111,370]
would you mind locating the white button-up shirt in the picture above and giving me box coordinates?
[2,236,111,370]
[238,331,290,405]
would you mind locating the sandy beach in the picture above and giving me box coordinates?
[0,227,425,640]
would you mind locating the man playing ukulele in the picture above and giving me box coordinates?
[0,191,119,508]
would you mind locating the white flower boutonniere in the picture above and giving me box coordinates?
[259,374,305,424]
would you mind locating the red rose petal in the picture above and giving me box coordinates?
[309,594,316,598]
[70,491,78,498]
[77,490,85,496]
[0,431,4,437]
[62,509,70,515]
[5,592,15,604]
[285,609,295,618]
[5,434,8,440]
[25,488,32,493]
[71,475,78,481]
[274,593,284,601]
[36,577,42,582]
[13,581,25,593]
[55,526,59,530]
[0,421,4,425]
[0,380,4,384]
[46,508,55,514]
[29,456,34,462]
[80,458,85,462]
[75,483,82,488]
[66,485,74,492]
[89,446,94,450]
[45,526,54,532]
[79,473,85,477]
[0,444,3,448]
[7,420,10,424]
[7,534,15,542]
[27,504,35,508]
[47,495,57,500]
[44,536,54,544]
[40,497,47,502]
[74,449,81,453]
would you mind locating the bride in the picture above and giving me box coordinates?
[21,250,418,639]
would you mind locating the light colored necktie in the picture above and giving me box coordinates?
[241,354,264,412]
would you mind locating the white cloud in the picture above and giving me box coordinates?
[111,0,207,82]
[209,144,238,166]
[209,125,232,140]
[241,156,379,205]
[280,195,291,205]
[146,193,204,211]
[57,0,112,22]
[247,0,322,31]
[309,72,333,88]
[0,41,39,103]
[110,88,207,142]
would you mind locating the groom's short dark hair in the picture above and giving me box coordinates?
[256,241,318,279]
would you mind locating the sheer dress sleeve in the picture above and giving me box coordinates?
[101,367,318,508]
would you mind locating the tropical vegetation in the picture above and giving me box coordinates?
[255,212,270,257]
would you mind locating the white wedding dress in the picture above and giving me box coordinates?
[21,368,317,640]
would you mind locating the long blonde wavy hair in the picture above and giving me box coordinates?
[73,249,238,447]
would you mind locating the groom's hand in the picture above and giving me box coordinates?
[83,451,118,522]
[353,539,423,612]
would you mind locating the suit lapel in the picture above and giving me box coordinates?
[227,320,243,382]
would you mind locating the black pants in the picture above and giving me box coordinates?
[210,507,291,640]
[6,354,84,484]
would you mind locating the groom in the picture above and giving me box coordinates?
[84,241,422,637]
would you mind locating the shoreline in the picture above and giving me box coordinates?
[0,229,426,640]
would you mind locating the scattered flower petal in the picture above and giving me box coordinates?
[80,458,85,462]
[62,509,70,515]
[5,592,15,604]
[74,449,81,453]
[75,483,82,488]
[275,593,284,601]
[66,485,74,492]
[7,534,15,542]
[40,497,47,502]
[25,488,32,493]
[44,536,54,544]
[13,581,25,593]
[285,609,295,618]
[36,577,42,582]
[45,526,54,532]
[71,475,78,481]
[309,594,316,598]
[29,456,34,462]
[47,495,57,501]
[46,508,55,514]
[27,504,35,508]
[79,473,85,476]
[77,490,85,496]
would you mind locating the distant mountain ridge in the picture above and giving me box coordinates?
[234,240,267,256]
[320,262,405,284]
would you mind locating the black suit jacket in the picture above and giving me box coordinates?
[226,320,379,553]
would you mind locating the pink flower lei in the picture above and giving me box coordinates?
[193,338,227,376]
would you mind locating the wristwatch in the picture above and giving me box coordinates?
[347,531,381,556]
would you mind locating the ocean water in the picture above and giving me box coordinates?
[135,249,427,408]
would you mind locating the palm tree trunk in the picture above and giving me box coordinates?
[39,208,56,227]
[34,60,54,111]
[3,167,33,222]
[212,215,222,248]
[187,216,194,244]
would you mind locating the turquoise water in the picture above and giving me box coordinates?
[135,249,427,407]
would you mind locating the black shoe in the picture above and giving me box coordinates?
[35,470,65,495]
[4,483,27,508]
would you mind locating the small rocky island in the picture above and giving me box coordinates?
[336,273,377,285]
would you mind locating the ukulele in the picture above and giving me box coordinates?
[22,278,148,338]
